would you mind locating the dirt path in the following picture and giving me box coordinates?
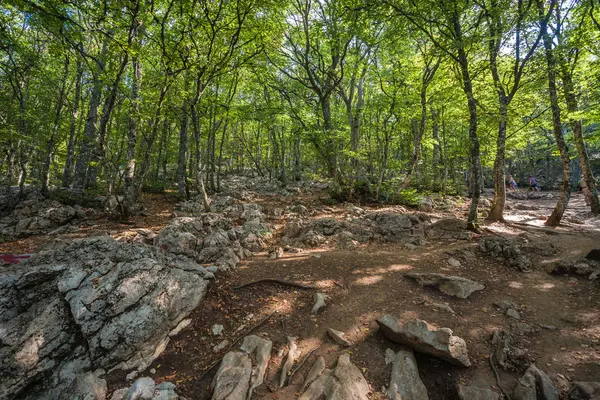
[102,191,600,399]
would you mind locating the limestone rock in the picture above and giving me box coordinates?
[386,349,429,400]
[279,336,298,387]
[311,293,328,314]
[302,356,326,392]
[59,373,107,400]
[479,237,532,272]
[457,385,500,400]
[405,273,485,299]
[327,328,353,347]
[569,382,600,399]
[377,315,471,367]
[123,377,155,400]
[211,352,252,400]
[512,364,559,400]
[298,353,369,400]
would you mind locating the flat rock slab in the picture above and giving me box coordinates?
[457,385,500,400]
[569,382,600,399]
[386,349,429,400]
[405,273,485,298]
[377,315,471,367]
[299,353,369,400]
[327,328,353,347]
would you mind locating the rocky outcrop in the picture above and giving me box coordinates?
[479,237,533,272]
[377,315,471,367]
[0,237,208,400]
[281,212,430,249]
[550,259,600,281]
[426,218,472,241]
[457,385,500,400]
[0,196,89,239]
[569,382,600,399]
[405,273,485,299]
[298,353,370,400]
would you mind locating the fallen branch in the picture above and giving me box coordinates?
[197,311,275,383]
[489,352,511,399]
[233,279,316,291]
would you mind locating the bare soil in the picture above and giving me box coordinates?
[4,189,599,399]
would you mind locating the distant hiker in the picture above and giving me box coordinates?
[508,175,518,191]
[529,175,540,191]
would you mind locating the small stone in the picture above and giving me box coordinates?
[448,257,462,268]
[213,340,230,353]
[311,293,328,314]
[327,328,353,347]
[150,368,156,374]
[206,266,219,273]
[212,324,224,336]
[507,309,521,320]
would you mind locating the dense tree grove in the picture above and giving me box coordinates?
[2,0,600,227]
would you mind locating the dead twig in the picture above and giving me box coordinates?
[197,311,276,383]
[489,352,511,399]
[233,279,316,291]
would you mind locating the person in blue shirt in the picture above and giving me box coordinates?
[529,175,540,191]
[508,175,518,191]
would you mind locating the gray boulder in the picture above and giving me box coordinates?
[377,315,471,367]
[59,373,107,400]
[386,349,429,400]
[479,237,533,272]
[569,382,600,399]
[457,385,500,400]
[512,364,559,400]
[0,237,207,400]
[405,273,485,299]
[298,353,369,400]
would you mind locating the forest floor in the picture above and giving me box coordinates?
[3,188,599,399]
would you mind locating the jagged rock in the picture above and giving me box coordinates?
[569,382,600,399]
[59,373,107,400]
[479,237,532,272]
[419,197,435,212]
[490,330,527,371]
[268,246,284,259]
[426,218,471,240]
[213,340,230,353]
[211,335,272,400]
[512,365,559,400]
[123,377,155,400]
[212,324,224,336]
[298,353,369,400]
[550,259,600,280]
[457,385,500,400]
[386,349,429,400]
[302,357,326,392]
[335,231,358,249]
[405,273,485,299]
[327,328,353,347]
[377,315,471,367]
[448,257,462,268]
[506,309,521,320]
[280,336,298,387]
[0,237,207,400]
[311,293,328,314]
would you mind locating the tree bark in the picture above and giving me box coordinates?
[177,80,190,198]
[123,51,141,218]
[539,0,571,226]
[62,59,83,188]
[560,60,600,214]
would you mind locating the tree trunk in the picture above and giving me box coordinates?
[123,53,140,218]
[538,0,571,226]
[177,96,190,198]
[72,38,109,193]
[63,60,83,188]
[42,55,69,195]
[487,98,508,221]
[561,61,600,214]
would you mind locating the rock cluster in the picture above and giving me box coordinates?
[405,273,485,299]
[0,237,208,400]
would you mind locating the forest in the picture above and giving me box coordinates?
[1,0,599,225]
[1,1,600,400]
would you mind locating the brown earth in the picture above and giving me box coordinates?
[3,189,599,399]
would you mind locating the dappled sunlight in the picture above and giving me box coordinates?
[351,263,413,275]
[356,275,384,285]
[533,282,555,291]
[508,281,523,289]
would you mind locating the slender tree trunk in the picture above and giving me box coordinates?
[63,60,83,188]
[539,0,571,226]
[42,55,69,195]
[487,98,508,221]
[561,62,600,213]
[72,38,109,193]
[431,107,441,191]
[123,52,140,218]
[177,79,190,198]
